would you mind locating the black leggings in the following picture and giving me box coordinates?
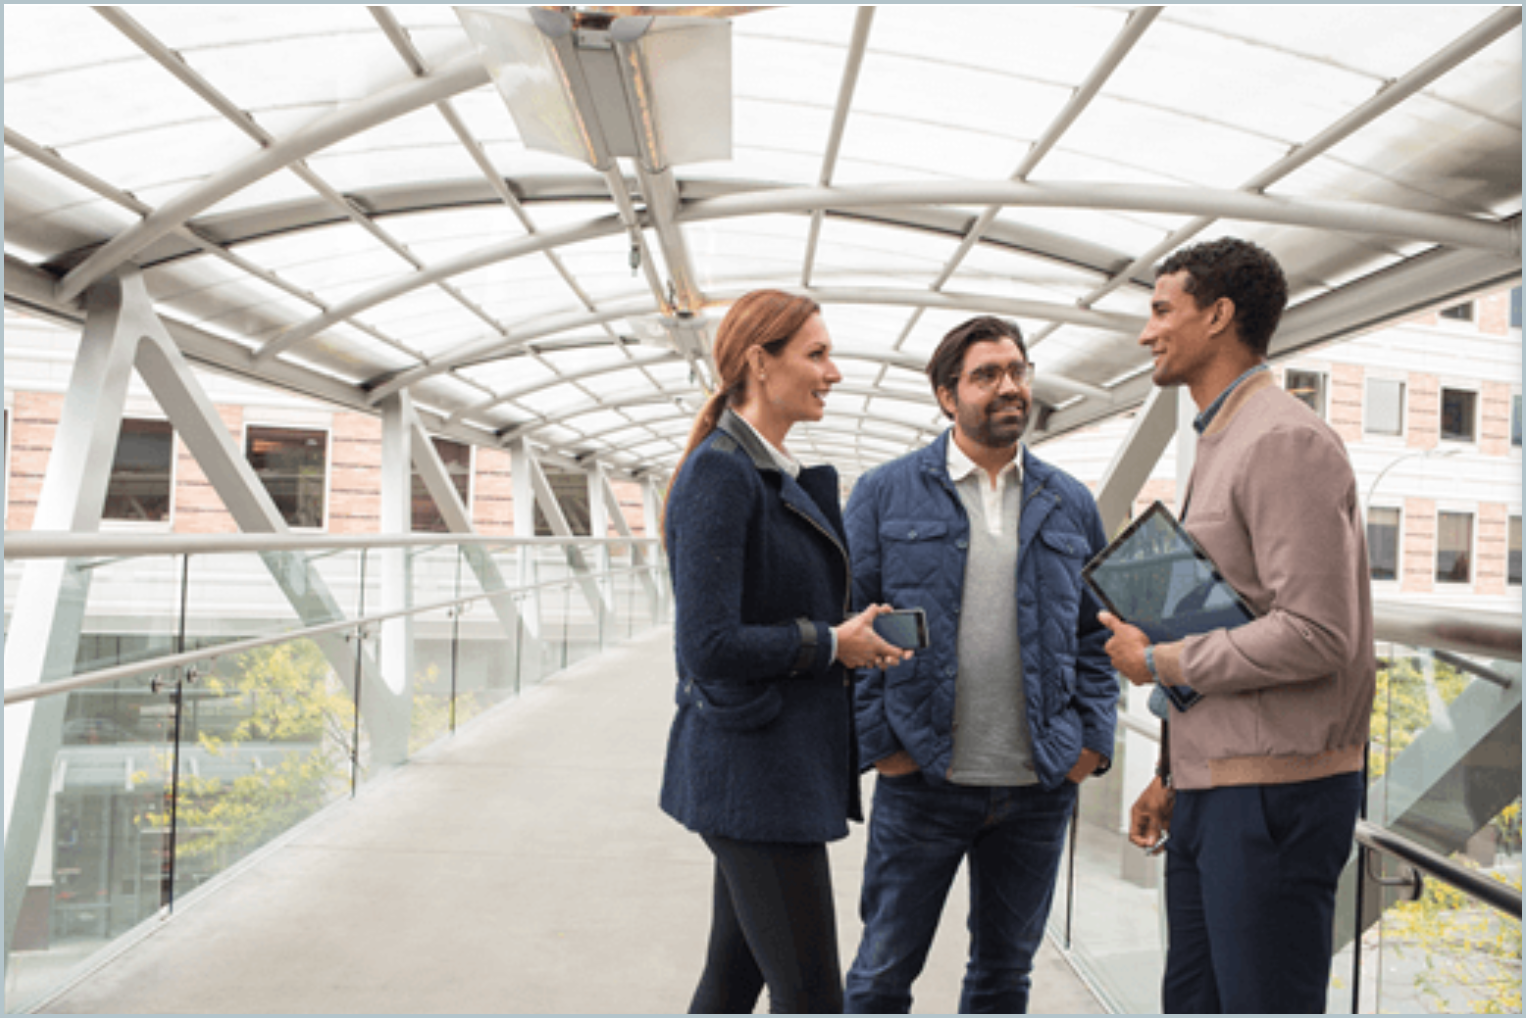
[689,835,843,1014]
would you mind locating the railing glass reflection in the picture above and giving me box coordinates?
[3,536,669,1013]
[1051,626,1521,1014]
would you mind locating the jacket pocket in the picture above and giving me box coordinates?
[683,679,784,732]
[880,519,952,589]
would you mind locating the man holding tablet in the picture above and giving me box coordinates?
[1099,238,1376,1014]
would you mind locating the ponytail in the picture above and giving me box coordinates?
[661,289,821,541]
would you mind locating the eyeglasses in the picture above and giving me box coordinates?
[960,361,1035,389]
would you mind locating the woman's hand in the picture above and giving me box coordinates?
[834,604,915,671]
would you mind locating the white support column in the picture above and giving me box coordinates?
[396,396,525,681]
[509,440,545,683]
[520,447,612,627]
[4,272,145,952]
[592,466,660,617]
[1094,386,1177,535]
[642,477,669,621]
[376,396,416,769]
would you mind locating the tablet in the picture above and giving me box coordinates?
[1082,502,1257,711]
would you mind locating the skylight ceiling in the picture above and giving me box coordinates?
[4,5,1520,481]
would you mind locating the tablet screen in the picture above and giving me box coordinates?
[1082,502,1255,646]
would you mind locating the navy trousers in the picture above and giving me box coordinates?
[1162,772,1363,1014]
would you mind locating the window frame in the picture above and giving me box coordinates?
[1438,384,1480,445]
[1434,509,1476,586]
[1284,367,1328,419]
[411,436,475,533]
[242,421,332,532]
[100,414,177,531]
[1363,375,1408,440]
[1365,504,1403,586]
[1509,514,1522,588]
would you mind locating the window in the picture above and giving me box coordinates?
[1512,287,1522,330]
[1367,507,1401,582]
[1439,301,1474,322]
[102,418,174,523]
[1513,394,1521,449]
[412,438,473,532]
[1365,378,1406,437]
[1510,516,1521,587]
[246,425,327,529]
[1439,388,1477,442]
[1435,512,1473,584]
[534,469,592,536]
[1284,369,1326,417]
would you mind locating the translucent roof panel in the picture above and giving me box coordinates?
[4,4,1519,482]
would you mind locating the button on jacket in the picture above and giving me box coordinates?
[660,410,862,843]
[845,431,1117,789]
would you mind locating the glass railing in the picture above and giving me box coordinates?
[1052,602,1522,1014]
[3,532,669,1013]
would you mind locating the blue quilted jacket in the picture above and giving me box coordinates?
[844,431,1118,789]
[660,411,862,843]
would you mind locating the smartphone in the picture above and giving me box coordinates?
[873,608,929,650]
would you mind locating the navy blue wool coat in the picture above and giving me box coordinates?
[660,410,862,844]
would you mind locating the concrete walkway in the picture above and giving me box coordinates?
[38,627,1106,1014]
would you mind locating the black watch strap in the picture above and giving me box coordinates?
[793,618,818,673]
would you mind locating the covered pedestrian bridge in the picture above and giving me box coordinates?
[5,5,1521,1012]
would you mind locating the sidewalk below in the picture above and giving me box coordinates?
[38,626,1107,1014]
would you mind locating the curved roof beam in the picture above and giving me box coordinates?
[259,178,1513,381]
[677,182,1519,256]
[588,409,939,461]
[55,49,490,305]
[499,381,942,447]
[444,349,683,427]
[368,284,1129,405]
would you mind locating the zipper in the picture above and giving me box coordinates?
[786,502,853,622]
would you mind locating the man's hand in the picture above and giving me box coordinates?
[1066,747,1105,784]
[872,749,921,777]
[1129,774,1175,854]
[1098,611,1153,687]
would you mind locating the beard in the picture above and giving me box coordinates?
[958,394,1028,449]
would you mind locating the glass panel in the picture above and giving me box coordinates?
[1060,706,1165,1014]
[407,545,466,755]
[1510,517,1521,587]
[1362,644,1522,1014]
[1366,378,1405,437]
[1367,507,1401,582]
[58,554,183,684]
[245,425,328,530]
[180,549,364,650]
[4,673,175,1013]
[172,636,354,903]
[412,438,473,533]
[102,418,174,523]
[1513,394,1522,448]
[1285,369,1327,418]
[1441,388,1478,442]
[1436,512,1474,584]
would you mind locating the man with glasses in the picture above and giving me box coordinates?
[842,316,1117,1013]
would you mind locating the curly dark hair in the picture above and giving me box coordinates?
[1158,238,1288,356]
[925,316,1029,419]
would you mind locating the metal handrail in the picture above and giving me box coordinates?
[1355,819,1522,920]
[1373,598,1522,662]
[3,530,658,559]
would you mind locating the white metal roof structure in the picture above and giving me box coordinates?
[5,5,1521,482]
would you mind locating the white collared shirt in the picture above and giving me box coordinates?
[946,434,1023,537]
[732,412,801,478]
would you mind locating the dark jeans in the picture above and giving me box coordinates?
[689,834,842,1014]
[1163,772,1364,1014]
[843,772,1078,1014]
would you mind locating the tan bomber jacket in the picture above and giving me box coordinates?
[1153,371,1377,791]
